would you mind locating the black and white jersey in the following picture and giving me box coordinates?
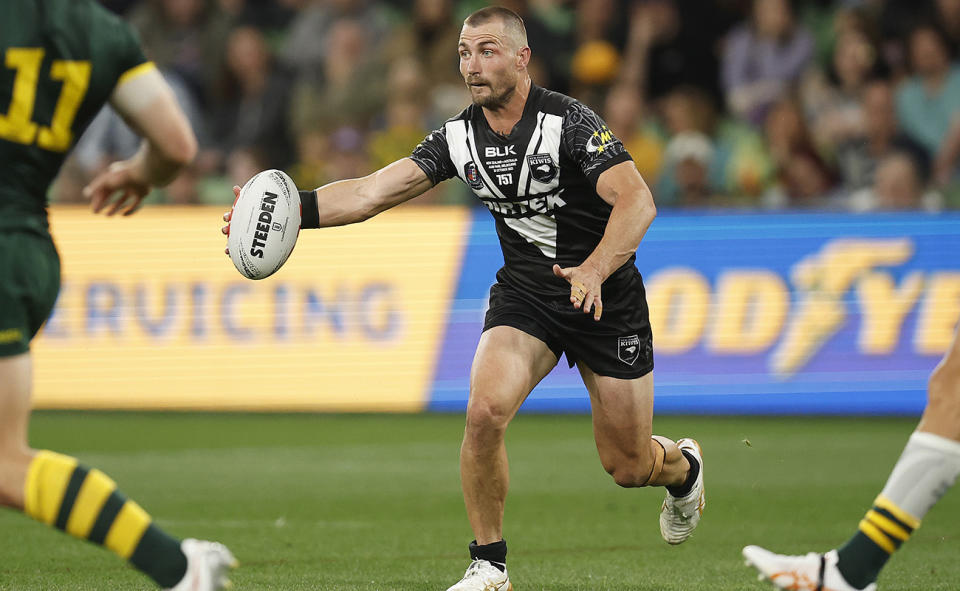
[410,84,634,298]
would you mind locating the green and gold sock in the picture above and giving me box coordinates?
[836,495,919,589]
[23,450,187,588]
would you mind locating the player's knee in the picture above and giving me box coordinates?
[607,454,654,488]
[464,398,512,438]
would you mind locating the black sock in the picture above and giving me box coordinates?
[666,450,699,497]
[469,539,507,572]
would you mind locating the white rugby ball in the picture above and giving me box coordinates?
[228,169,301,280]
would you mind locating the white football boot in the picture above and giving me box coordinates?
[659,438,705,544]
[743,546,877,591]
[445,559,513,591]
[166,538,238,591]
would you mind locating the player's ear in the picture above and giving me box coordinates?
[517,46,531,69]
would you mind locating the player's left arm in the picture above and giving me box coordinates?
[552,161,656,320]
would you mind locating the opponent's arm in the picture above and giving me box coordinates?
[307,158,435,227]
[552,161,656,320]
[83,67,198,215]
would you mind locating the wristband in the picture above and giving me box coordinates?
[299,190,320,229]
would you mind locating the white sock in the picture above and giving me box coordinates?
[877,431,960,522]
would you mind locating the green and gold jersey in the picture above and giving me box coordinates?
[0,0,150,232]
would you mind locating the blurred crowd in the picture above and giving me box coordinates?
[52,0,960,211]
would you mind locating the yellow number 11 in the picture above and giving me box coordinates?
[0,47,91,153]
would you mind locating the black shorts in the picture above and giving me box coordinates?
[483,270,654,379]
[0,230,60,357]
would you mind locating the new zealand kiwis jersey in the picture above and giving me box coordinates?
[410,84,635,299]
[0,0,149,233]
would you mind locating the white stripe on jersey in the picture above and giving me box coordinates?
[517,112,562,198]
[445,113,565,259]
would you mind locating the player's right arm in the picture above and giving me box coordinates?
[305,158,434,227]
[226,123,455,230]
[83,66,198,216]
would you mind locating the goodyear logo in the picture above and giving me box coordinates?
[646,238,959,376]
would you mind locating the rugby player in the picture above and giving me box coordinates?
[744,322,960,591]
[225,7,704,590]
[0,1,234,589]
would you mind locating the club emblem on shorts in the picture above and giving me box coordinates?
[464,161,484,190]
[527,153,557,183]
[618,334,641,366]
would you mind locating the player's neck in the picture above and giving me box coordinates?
[482,76,532,136]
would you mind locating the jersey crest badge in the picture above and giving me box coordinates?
[618,334,641,366]
[527,154,557,183]
[464,161,484,189]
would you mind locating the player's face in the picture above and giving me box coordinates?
[458,22,520,109]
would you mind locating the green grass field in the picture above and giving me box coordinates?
[1,412,957,590]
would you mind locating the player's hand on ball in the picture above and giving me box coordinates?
[221,185,241,255]
[553,263,604,321]
[83,160,151,216]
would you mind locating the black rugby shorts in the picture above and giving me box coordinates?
[483,270,654,379]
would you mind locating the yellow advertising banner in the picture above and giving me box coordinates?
[33,205,470,411]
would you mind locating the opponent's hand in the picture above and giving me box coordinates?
[220,185,241,255]
[83,160,151,216]
[553,262,604,321]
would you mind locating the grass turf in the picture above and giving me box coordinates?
[1,413,957,590]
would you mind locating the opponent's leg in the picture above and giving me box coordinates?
[0,353,234,590]
[831,326,960,589]
[745,326,960,591]
[448,326,557,591]
[577,364,703,544]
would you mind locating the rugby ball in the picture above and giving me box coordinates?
[228,169,301,280]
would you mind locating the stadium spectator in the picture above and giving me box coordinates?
[384,0,469,122]
[723,0,815,127]
[933,0,960,54]
[895,24,960,159]
[762,97,838,208]
[368,58,429,165]
[279,0,389,81]
[569,0,626,104]
[603,83,663,185]
[210,25,293,170]
[128,0,232,107]
[848,151,942,211]
[661,132,725,208]
[626,0,730,108]
[289,18,388,133]
[834,78,929,191]
[801,27,886,156]
[658,86,772,206]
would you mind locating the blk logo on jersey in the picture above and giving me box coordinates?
[464,161,484,189]
[618,334,641,365]
[485,145,516,157]
[527,154,557,183]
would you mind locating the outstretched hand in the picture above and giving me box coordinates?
[220,185,241,255]
[82,160,151,216]
[553,262,604,321]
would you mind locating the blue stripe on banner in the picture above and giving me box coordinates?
[428,211,960,415]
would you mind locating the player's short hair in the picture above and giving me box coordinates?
[463,6,528,50]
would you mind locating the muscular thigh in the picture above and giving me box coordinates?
[579,363,655,462]
[469,326,559,421]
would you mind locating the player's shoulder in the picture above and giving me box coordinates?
[531,84,580,116]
